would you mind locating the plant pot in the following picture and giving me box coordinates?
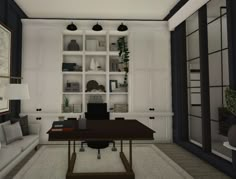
[228,124,236,147]
[218,107,236,136]
[63,106,71,113]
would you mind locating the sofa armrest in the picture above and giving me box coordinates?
[28,123,41,135]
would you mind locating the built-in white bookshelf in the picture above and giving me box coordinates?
[61,30,129,113]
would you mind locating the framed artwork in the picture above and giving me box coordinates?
[110,80,118,92]
[0,22,11,114]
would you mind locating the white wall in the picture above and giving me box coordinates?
[21,19,171,114]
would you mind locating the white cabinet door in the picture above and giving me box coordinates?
[132,31,152,70]
[150,116,172,143]
[22,26,62,113]
[150,71,172,112]
[35,28,61,113]
[21,71,40,112]
[132,71,151,112]
[131,28,171,113]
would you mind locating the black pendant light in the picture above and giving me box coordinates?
[117,23,128,31]
[67,22,77,31]
[92,23,103,31]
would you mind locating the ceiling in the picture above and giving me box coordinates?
[14,0,178,20]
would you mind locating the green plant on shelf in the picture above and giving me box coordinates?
[64,96,69,107]
[117,36,129,87]
[225,87,236,116]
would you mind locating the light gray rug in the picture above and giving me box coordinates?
[13,144,193,179]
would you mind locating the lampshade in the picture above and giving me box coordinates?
[5,84,30,100]
[67,22,77,31]
[92,23,103,31]
[117,23,128,31]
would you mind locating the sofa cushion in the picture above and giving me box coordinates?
[9,135,39,151]
[11,115,29,136]
[0,147,21,171]
[0,121,10,145]
[2,122,23,144]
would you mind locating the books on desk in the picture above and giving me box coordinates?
[51,121,74,132]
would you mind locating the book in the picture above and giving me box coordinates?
[51,128,63,132]
[54,124,64,128]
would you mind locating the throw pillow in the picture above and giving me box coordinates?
[11,115,29,136]
[2,122,23,144]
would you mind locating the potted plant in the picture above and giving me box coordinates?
[63,96,71,113]
[225,88,236,146]
[117,36,129,89]
[219,88,236,136]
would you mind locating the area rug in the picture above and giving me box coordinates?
[13,144,193,179]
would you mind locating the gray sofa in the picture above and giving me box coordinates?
[0,121,40,179]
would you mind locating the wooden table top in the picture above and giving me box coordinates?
[47,120,155,141]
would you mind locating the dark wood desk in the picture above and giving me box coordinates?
[47,120,155,179]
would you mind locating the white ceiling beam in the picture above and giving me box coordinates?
[168,0,210,31]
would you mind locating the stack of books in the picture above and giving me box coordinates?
[51,121,75,132]
[51,121,64,131]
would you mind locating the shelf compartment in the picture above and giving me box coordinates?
[85,75,106,92]
[62,94,82,113]
[85,55,106,72]
[62,55,83,72]
[85,34,107,51]
[109,94,128,113]
[63,75,82,93]
[109,35,128,52]
[63,35,83,51]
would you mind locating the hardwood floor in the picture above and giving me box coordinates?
[155,143,231,179]
[6,144,231,179]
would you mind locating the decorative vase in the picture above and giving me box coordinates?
[95,60,100,70]
[67,40,80,51]
[90,58,96,71]
[228,124,236,147]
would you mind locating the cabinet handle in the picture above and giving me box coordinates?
[149,108,155,111]
[36,108,42,111]
[36,117,42,120]
[149,117,155,120]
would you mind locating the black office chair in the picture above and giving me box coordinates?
[79,103,117,159]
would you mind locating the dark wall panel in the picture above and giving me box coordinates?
[0,0,26,122]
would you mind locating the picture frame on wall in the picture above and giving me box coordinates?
[0,22,11,114]
[110,80,118,92]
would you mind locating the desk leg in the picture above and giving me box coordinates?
[129,140,132,170]
[73,140,75,153]
[68,141,71,172]
[121,140,123,152]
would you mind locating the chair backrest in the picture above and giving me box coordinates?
[87,103,107,114]
[85,103,109,120]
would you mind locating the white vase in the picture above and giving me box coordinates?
[90,58,96,71]
[95,60,100,71]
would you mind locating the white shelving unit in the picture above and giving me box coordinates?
[61,30,129,114]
